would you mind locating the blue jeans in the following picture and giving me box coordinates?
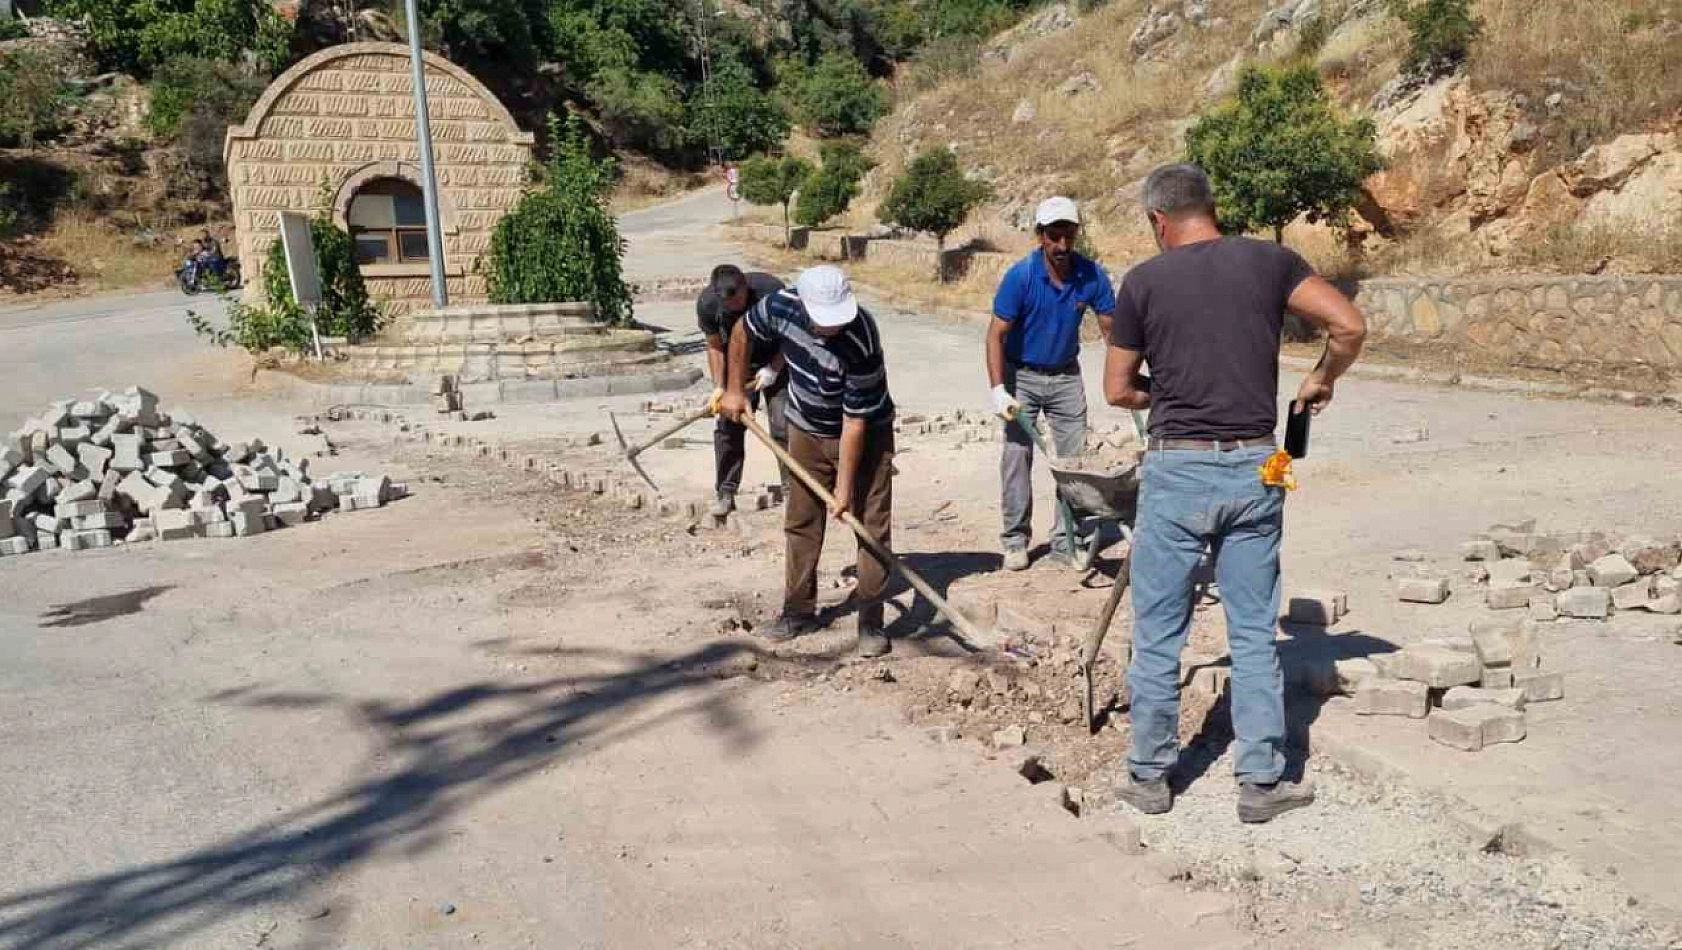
[1127,445,1287,785]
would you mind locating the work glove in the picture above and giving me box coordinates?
[754,364,781,392]
[708,387,726,415]
[990,384,1020,421]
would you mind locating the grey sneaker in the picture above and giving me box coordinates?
[1115,774,1172,815]
[1002,546,1030,571]
[710,492,736,518]
[1237,780,1315,824]
[763,613,816,642]
[856,629,891,657]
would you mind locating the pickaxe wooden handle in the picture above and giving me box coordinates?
[736,412,993,649]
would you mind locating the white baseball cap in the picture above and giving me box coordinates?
[796,265,859,328]
[1034,196,1081,227]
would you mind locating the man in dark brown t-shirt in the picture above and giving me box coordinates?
[1104,163,1367,824]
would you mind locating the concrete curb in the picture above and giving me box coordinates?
[257,367,705,408]
[1302,711,1558,858]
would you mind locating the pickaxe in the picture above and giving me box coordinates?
[609,381,761,492]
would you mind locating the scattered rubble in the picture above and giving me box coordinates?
[1,389,405,556]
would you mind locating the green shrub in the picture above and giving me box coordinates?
[687,58,789,163]
[0,18,29,41]
[878,147,992,280]
[485,114,632,324]
[903,34,981,92]
[794,141,875,228]
[791,52,888,138]
[1389,0,1483,79]
[190,214,383,353]
[587,67,689,153]
[48,0,292,75]
[0,182,17,238]
[0,48,74,148]
[1185,63,1383,243]
[739,154,814,246]
[145,57,264,137]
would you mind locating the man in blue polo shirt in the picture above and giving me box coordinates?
[986,196,1117,570]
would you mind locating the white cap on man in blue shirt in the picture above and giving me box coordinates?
[797,265,860,329]
[1034,196,1081,228]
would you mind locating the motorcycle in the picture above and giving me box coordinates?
[177,255,242,295]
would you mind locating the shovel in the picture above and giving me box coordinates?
[736,412,993,650]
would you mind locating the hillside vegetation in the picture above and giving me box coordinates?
[3,0,1678,298]
[861,0,1682,277]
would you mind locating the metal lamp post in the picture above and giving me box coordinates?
[403,0,449,310]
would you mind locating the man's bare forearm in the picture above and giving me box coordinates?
[836,415,866,507]
[706,335,727,388]
[1103,344,1152,410]
[725,326,753,397]
[985,318,1010,388]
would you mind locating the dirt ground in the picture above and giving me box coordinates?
[5,187,1682,948]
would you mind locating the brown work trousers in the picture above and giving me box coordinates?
[784,423,895,631]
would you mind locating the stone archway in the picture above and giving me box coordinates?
[225,42,534,320]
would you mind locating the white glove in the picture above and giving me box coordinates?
[991,384,1020,420]
[754,364,781,392]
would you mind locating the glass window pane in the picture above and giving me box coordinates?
[354,232,392,264]
[398,230,430,262]
[393,191,427,227]
[348,194,395,229]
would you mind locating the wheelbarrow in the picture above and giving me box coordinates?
[1013,411,1147,733]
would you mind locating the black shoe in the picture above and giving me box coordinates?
[763,613,817,642]
[1115,773,1173,815]
[1237,779,1315,824]
[856,628,891,657]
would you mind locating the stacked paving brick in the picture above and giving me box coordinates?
[1388,520,1682,621]
[1,388,405,556]
[1457,520,1682,621]
[1331,614,1564,752]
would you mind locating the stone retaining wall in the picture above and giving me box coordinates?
[1353,276,1682,369]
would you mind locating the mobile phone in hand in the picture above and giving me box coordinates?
[1285,401,1311,459]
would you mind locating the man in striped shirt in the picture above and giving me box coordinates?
[720,265,898,657]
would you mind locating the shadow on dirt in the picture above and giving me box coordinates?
[1173,625,1401,791]
[0,639,845,949]
[38,585,175,629]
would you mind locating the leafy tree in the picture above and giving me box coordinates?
[877,147,991,281]
[1389,0,1483,79]
[587,67,689,154]
[412,0,548,77]
[1184,63,1383,244]
[687,58,790,163]
[485,114,633,324]
[794,140,875,227]
[791,52,888,137]
[47,0,292,75]
[547,0,686,84]
[740,154,815,246]
[0,48,74,148]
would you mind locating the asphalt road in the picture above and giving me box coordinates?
[0,289,227,430]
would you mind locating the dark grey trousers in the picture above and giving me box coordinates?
[1000,365,1088,551]
[714,386,789,496]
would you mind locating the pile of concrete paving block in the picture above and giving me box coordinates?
[1335,614,1564,752]
[1,388,405,557]
[1455,520,1682,621]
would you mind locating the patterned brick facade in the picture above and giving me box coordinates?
[225,43,535,323]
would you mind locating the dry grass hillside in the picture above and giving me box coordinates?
[850,0,1682,278]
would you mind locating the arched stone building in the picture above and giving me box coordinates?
[224,42,534,320]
